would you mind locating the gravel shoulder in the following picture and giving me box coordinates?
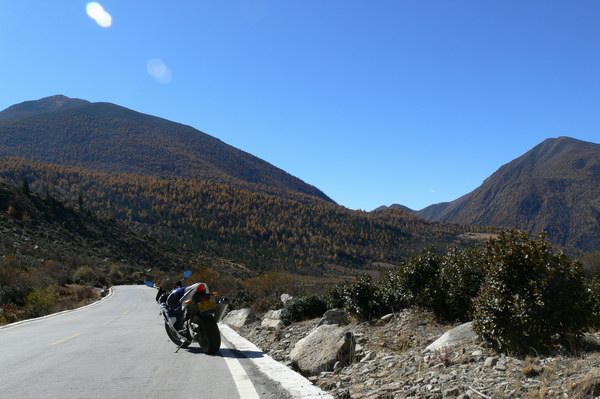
[232,308,600,398]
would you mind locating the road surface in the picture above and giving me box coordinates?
[0,285,293,399]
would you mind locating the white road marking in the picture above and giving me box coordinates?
[219,324,334,398]
[50,333,83,346]
[104,318,115,325]
[220,343,260,399]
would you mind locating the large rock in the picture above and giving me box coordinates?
[280,293,294,306]
[261,318,284,329]
[424,322,477,353]
[317,309,350,327]
[290,324,355,376]
[222,308,256,327]
[263,309,283,320]
[261,309,284,329]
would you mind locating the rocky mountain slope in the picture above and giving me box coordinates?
[0,95,331,202]
[418,137,600,252]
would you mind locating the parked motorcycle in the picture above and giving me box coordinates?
[151,280,229,355]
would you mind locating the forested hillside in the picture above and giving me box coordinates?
[0,158,478,274]
[0,95,331,202]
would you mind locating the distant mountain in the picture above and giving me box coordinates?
[373,204,416,214]
[0,95,332,202]
[0,95,90,121]
[417,137,600,251]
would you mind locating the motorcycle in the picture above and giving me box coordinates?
[151,280,229,355]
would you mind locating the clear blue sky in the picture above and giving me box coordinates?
[1,1,599,211]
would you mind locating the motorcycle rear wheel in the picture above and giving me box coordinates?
[193,316,221,355]
[164,322,190,348]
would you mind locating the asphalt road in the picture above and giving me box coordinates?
[0,285,290,399]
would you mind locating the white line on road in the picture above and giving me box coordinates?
[219,324,334,399]
[220,343,260,399]
[50,333,83,346]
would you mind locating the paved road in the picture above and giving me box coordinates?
[0,285,289,399]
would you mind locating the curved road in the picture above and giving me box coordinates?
[0,285,292,398]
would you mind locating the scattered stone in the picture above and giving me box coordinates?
[230,308,600,399]
[290,324,355,376]
[261,318,283,329]
[381,313,394,323]
[484,356,498,368]
[222,308,256,327]
[318,309,350,327]
[280,294,294,306]
[424,322,477,353]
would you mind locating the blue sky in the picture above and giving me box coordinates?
[1,1,599,211]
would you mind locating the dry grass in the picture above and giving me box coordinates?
[569,370,600,398]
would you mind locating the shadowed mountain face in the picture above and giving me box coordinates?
[0,180,179,270]
[418,137,600,251]
[0,95,332,202]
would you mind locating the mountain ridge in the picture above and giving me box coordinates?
[416,136,600,251]
[0,95,332,202]
[0,95,90,121]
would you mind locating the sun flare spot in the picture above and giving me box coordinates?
[86,2,113,28]
[147,58,173,84]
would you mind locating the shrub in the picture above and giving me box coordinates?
[436,247,486,321]
[281,295,328,324]
[72,266,96,285]
[394,249,443,311]
[473,230,594,354]
[326,274,385,320]
[108,264,124,285]
[25,285,58,317]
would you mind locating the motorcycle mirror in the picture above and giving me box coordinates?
[183,270,192,279]
[144,280,155,288]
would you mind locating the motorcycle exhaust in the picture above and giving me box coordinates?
[213,296,229,323]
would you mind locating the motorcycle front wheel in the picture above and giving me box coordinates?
[192,316,221,355]
[164,322,190,348]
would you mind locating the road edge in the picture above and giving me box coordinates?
[0,287,114,331]
[219,323,334,399]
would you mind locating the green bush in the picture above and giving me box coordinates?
[436,247,486,321]
[108,264,124,285]
[326,274,386,320]
[473,230,594,354]
[281,295,328,324]
[25,285,58,317]
[394,249,443,311]
[72,266,96,285]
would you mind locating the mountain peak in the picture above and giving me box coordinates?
[0,95,90,121]
[417,136,600,251]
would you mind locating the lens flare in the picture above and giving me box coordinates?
[147,58,173,84]
[96,11,112,28]
[86,2,113,28]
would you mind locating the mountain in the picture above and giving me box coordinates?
[0,158,477,273]
[373,204,416,214]
[417,137,600,251]
[0,95,90,121]
[0,95,332,202]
